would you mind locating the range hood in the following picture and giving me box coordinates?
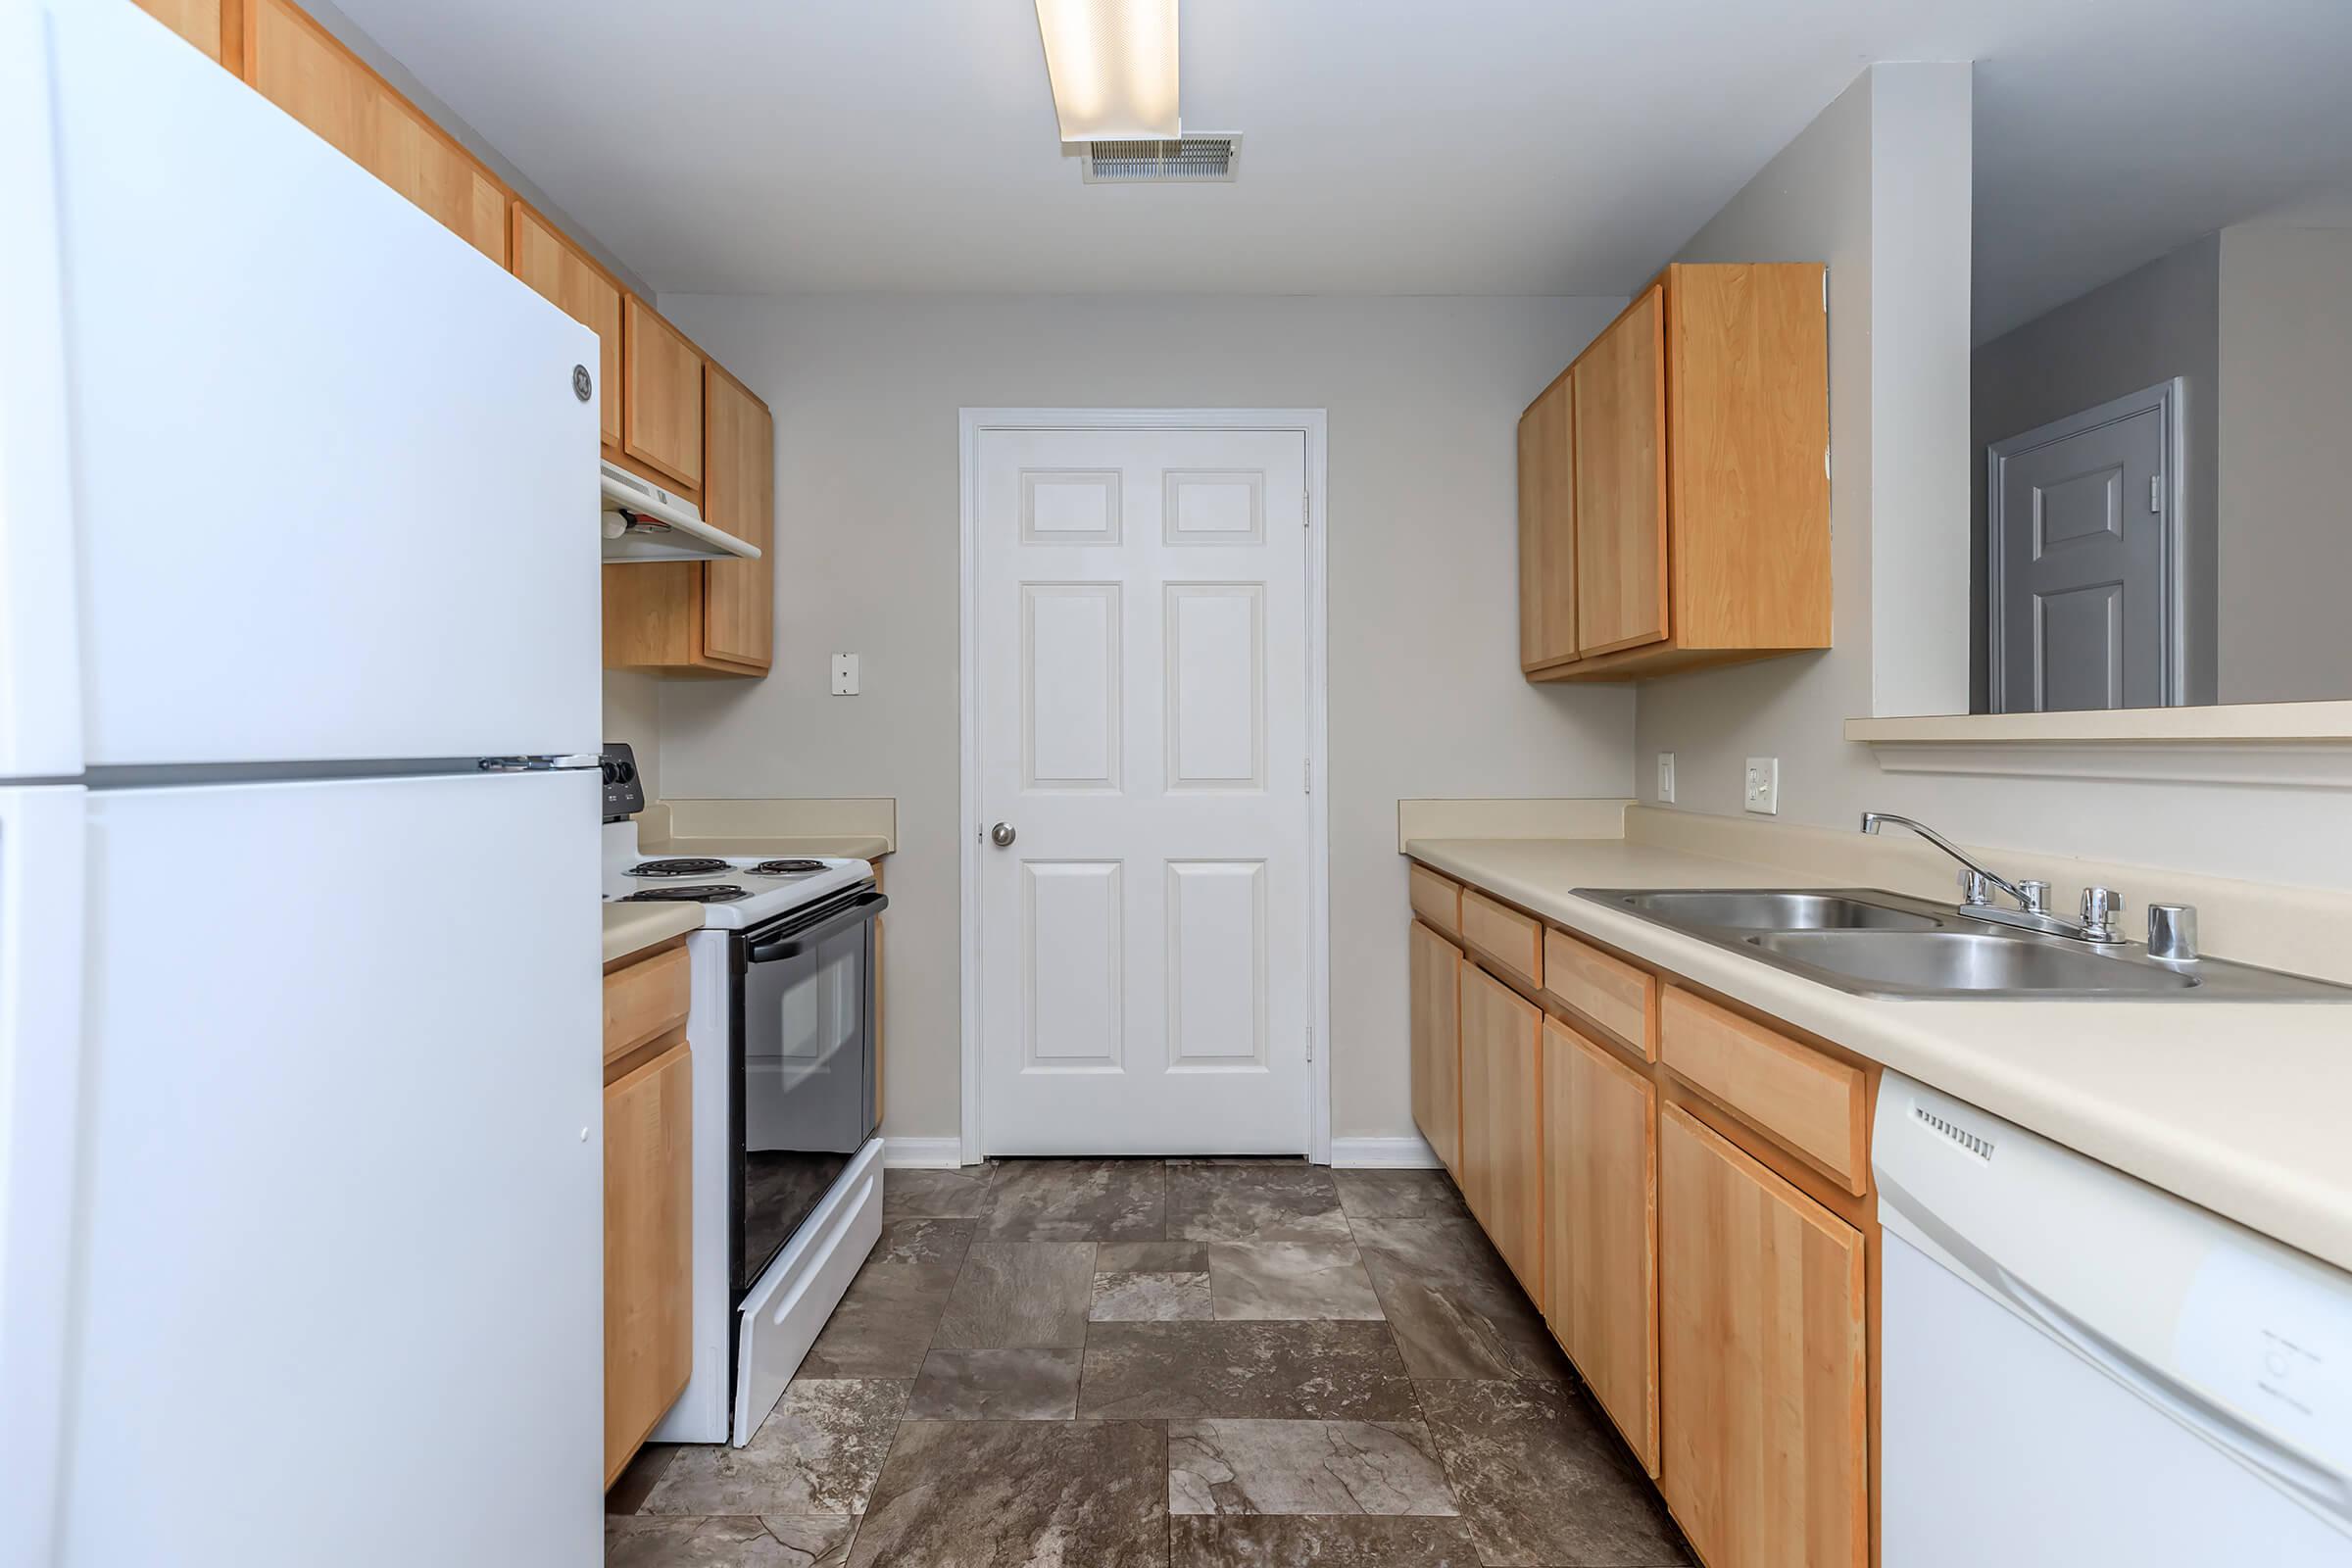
[601,461,760,564]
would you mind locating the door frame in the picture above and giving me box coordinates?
[1985,377,2187,711]
[956,408,1333,1165]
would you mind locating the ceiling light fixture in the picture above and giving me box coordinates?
[1032,0,1179,142]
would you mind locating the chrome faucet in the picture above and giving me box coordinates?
[1859,811,2129,945]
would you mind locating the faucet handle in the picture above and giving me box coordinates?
[2079,886,2123,942]
[1957,868,1991,906]
[2015,879,2050,913]
[2146,903,2199,961]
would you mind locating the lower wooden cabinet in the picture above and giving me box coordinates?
[604,1039,693,1486]
[1658,1102,1867,1568]
[1459,961,1544,1304]
[1409,920,1463,1178]
[1544,1017,1659,1474]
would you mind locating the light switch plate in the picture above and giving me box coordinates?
[1656,752,1676,804]
[830,653,859,696]
[1743,756,1780,815]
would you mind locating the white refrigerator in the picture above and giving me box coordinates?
[0,3,607,1565]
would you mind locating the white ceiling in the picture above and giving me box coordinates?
[335,0,2352,336]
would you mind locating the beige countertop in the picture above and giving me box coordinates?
[1406,836,2352,1274]
[639,834,893,861]
[602,904,702,965]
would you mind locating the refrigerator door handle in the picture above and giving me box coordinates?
[476,755,604,772]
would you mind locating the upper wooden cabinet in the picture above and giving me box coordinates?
[700,365,776,671]
[246,0,508,265]
[511,202,623,451]
[604,365,775,677]
[1516,371,1577,668]
[622,296,705,492]
[1658,1102,1867,1568]
[1519,262,1829,682]
[131,0,227,61]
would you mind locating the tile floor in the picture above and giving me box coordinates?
[607,1159,1692,1568]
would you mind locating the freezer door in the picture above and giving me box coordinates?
[57,771,602,1568]
[46,0,600,766]
[0,785,86,1568]
[0,3,83,780]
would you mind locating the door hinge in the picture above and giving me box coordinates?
[1301,491,1310,527]
[1303,759,1312,795]
[2149,475,2162,513]
[1305,1023,1315,1062]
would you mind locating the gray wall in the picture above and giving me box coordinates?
[2218,224,2352,704]
[1970,235,2221,708]
[652,294,1634,1144]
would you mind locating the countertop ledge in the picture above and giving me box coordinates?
[603,905,702,966]
[1405,836,2352,1275]
[638,834,893,860]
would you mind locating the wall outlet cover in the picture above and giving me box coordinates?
[830,653,860,696]
[1656,752,1676,804]
[1743,757,1780,815]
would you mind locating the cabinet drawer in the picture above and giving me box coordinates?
[1659,987,1866,1194]
[604,944,690,1069]
[1408,864,1462,940]
[1461,889,1544,991]
[1544,927,1654,1056]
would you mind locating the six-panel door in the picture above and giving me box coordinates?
[1573,284,1669,656]
[1543,1017,1660,1474]
[1658,1102,1867,1568]
[1409,919,1463,1178]
[974,426,1313,1154]
[1459,962,1544,1303]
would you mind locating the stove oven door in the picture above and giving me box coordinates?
[731,887,887,1298]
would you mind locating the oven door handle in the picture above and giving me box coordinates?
[743,890,889,963]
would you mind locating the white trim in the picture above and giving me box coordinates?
[1848,700,2352,789]
[1329,1135,1442,1169]
[884,1137,967,1169]
[957,408,1334,1167]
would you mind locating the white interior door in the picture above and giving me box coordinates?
[974,424,1312,1155]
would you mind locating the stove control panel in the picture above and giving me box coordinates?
[600,742,645,823]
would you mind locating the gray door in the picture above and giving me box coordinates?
[1987,382,2180,711]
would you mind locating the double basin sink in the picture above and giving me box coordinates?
[1573,888,2350,1002]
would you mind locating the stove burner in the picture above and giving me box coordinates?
[620,884,751,903]
[750,858,827,876]
[627,858,729,878]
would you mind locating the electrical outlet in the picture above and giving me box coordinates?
[1656,752,1676,803]
[830,653,860,696]
[1743,757,1780,815]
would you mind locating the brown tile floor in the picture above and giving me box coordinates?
[607,1159,1691,1568]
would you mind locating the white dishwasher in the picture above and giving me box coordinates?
[1875,1073,2352,1566]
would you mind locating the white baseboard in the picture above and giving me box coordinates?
[883,1136,965,1169]
[1329,1135,1441,1169]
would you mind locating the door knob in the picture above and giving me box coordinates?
[990,822,1017,848]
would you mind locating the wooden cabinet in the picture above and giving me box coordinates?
[621,295,705,491]
[1459,961,1544,1303]
[1658,1102,1867,1568]
[602,364,775,677]
[132,0,228,62]
[1517,370,1577,670]
[1544,1017,1660,1474]
[1574,284,1670,656]
[698,365,776,670]
[511,202,623,451]
[604,1041,692,1486]
[1409,920,1463,1179]
[1518,263,1829,683]
[246,0,508,265]
[1660,985,1867,1195]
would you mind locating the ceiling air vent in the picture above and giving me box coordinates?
[1082,135,1242,184]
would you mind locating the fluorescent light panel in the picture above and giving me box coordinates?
[1033,0,1178,142]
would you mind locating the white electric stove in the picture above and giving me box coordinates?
[599,749,887,1448]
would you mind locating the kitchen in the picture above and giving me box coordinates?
[5,2,2352,1566]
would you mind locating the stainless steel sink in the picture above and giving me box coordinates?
[1749,930,2199,997]
[1605,889,1943,932]
[1574,886,2352,1002]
